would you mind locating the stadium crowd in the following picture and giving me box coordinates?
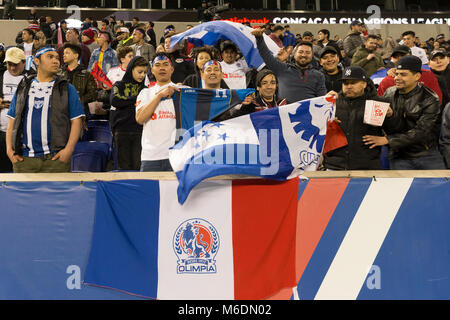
[0,9,449,173]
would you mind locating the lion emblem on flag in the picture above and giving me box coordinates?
[173,218,220,274]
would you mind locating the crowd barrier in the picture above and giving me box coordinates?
[0,171,449,300]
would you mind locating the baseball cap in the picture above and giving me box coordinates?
[117,27,129,34]
[302,31,313,37]
[273,25,284,32]
[5,47,26,64]
[396,55,422,73]
[430,50,447,60]
[391,45,411,57]
[340,66,367,81]
[436,34,445,40]
[319,46,338,59]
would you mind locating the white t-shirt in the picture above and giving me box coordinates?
[136,82,177,161]
[410,46,429,64]
[23,42,34,58]
[1,71,24,132]
[220,58,250,89]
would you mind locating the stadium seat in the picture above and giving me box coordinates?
[71,141,111,172]
[82,123,113,146]
[380,146,390,169]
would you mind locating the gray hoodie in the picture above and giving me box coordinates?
[255,36,327,103]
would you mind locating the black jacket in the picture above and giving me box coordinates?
[110,56,146,133]
[383,84,441,159]
[320,65,344,93]
[431,65,450,108]
[323,81,388,170]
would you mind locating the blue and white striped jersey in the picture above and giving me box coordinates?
[7,78,85,157]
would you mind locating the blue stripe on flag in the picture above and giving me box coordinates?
[84,180,161,298]
[249,107,294,177]
[357,178,450,299]
[298,179,309,201]
[175,143,264,204]
[296,178,372,300]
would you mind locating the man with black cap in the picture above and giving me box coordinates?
[323,66,391,170]
[377,45,442,104]
[252,28,326,103]
[343,20,364,59]
[429,50,449,108]
[319,46,344,92]
[219,40,250,89]
[364,55,446,170]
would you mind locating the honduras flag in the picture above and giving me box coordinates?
[84,178,299,300]
[169,21,280,70]
[370,68,387,86]
[169,95,336,204]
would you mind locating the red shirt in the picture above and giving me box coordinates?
[269,33,283,48]
[377,69,443,104]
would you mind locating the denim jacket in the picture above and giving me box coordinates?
[87,46,119,75]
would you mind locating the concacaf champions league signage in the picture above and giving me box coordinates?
[220,15,450,25]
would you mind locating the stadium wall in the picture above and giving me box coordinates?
[0,171,449,300]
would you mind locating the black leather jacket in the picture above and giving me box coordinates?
[323,82,387,170]
[383,84,441,159]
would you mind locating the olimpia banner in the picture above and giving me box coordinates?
[0,178,449,300]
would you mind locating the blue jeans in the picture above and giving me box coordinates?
[140,159,173,172]
[390,149,446,170]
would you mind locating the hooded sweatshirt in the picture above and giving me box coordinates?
[110,56,146,133]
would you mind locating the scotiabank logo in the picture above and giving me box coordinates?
[221,16,270,24]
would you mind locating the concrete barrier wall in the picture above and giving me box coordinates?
[0,20,448,47]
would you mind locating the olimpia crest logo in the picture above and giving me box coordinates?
[173,218,220,274]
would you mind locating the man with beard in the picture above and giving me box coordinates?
[252,28,326,103]
[351,34,385,77]
[364,56,446,170]
[319,46,344,92]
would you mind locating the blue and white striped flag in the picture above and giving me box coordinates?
[169,21,280,70]
[370,68,387,86]
[169,95,336,204]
